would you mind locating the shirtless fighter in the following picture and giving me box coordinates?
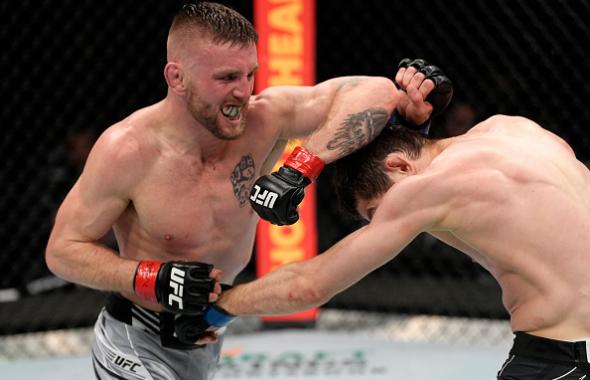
[214,112,590,378]
[44,2,449,379]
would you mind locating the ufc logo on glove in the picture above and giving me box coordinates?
[133,260,214,314]
[250,184,279,208]
[249,147,325,225]
[168,267,185,310]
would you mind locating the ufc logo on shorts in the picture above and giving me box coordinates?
[113,355,141,374]
[250,185,278,208]
[168,267,185,310]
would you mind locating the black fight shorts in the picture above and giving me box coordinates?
[498,332,590,379]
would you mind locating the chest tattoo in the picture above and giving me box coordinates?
[326,107,389,155]
[230,154,256,207]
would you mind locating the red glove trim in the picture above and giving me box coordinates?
[283,147,325,180]
[134,260,162,303]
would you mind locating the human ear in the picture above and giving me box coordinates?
[384,153,414,175]
[164,62,186,95]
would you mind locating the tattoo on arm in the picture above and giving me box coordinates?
[230,154,256,207]
[326,108,389,156]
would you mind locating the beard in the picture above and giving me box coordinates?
[187,91,247,141]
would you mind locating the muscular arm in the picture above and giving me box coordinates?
[258,76,399,164]
[217,216,418,316]
[218,174,448,316]
[45,127,140,292]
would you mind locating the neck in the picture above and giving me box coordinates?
[413,139,447,173]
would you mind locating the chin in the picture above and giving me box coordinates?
[216,118,246,140]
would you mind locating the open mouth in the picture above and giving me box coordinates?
[221,105,241,121]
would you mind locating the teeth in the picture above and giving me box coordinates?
[222,106,240,118]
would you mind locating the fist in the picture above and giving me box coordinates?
[249,166,310,225]
[134,261,220,314]
[394,58,453,125]
[174,303,235,345]
[249,146,324,226]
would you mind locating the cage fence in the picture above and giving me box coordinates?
[2,0,589,360]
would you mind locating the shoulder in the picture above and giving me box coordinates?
[91,123,146,169]
[471,114,575,156]
[470,114,539,133]
[80,121,152,196]
[373,170,453,232]
[246,87,301,140]
[248,87,299,119]
[376,159,506,232]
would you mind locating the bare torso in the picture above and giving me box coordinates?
[110,99,284,308]
[428,115,590,339]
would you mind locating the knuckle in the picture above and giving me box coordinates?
[398,58,412,68]
[422,65,440,77]
[409,58,427,69]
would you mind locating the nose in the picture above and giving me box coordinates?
[232,76,254,100]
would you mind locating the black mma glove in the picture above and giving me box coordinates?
[173,303,236,344]
[249,146,325,226]
[388,58,454,134]
[134,260,215,315]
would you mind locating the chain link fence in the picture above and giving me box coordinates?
[316,0,590,318]
[0,310,514,360]
[1,0,589,358]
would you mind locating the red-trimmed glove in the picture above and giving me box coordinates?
[249,146,325,225]
[134,260,215,315]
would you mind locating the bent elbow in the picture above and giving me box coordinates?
[44,236,71,280]
[367,77,399,109]
[45,242,61,277]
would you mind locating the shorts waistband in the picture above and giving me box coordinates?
[105,293,201,350]
[106,293,161,334]
[511,332,590,365]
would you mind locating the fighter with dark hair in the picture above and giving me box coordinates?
[217,114,590,379]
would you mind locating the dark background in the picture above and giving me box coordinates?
[1,0,589,334]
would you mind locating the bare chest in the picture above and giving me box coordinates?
[125,153,259,256]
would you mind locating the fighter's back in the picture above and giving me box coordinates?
[432,115,590,339]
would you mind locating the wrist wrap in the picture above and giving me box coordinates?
[387,111,432,135]
[203,304,235,327]
[134,260,162,303]
[283,147,325,180]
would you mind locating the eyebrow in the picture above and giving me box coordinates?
[217,64,259,74]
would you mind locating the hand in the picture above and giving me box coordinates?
[174,303,235,345]
[173,314,217,345]
[392,58,453,129]
[249,147,325,225]
[134,261,221,314]
[250,166,309,225]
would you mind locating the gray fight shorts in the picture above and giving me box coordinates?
[91,300,223,380]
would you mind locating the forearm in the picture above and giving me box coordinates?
[303,76,398,163]
[217,262,327,316]
[218,229,369,316]
[218,223,412,317]
[46,238,137,293]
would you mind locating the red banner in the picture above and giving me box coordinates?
[254,0,318,322]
